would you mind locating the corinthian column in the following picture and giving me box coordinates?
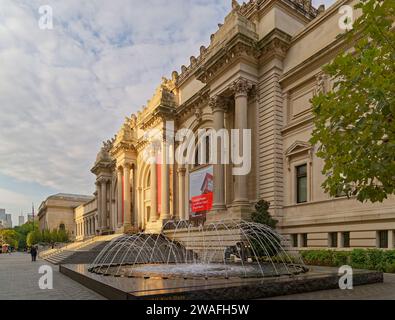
[96,181,102,231]
[177,166,186,220]
[209,96,228,211]
[232,78,252,205]
[117,167,123,228]
[123,164,131,227]
[161,138,170,220]
[150,150,158,222]
[100,178,108,231]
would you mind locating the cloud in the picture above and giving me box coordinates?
[0,0,230,194]
[0,188,31,208]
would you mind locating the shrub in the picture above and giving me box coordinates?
[301,249,395,273]
[333,251,349,266]
[385,262,395,273]
[366,249,385,270]
[350,249,367,269]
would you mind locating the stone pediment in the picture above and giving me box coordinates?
[285,141,312,158]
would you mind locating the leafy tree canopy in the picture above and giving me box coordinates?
[310,0,395,203]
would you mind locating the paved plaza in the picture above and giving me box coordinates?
[267,273,395,300]
[0,253,104,300]
[1,253,395,300]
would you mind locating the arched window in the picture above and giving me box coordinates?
[59,223,65,231]
[147,172,151,188]
[194,135,211,168]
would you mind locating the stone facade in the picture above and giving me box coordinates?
[74,0,395,250]
[38,194,94,239]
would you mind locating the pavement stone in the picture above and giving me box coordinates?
[0,252,105,300]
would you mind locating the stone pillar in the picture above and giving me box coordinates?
[209,96,228,211]
[389,231,394,249]
[150,151,158,222]
[178,166,186,220]
[117,167,123,228]
[137,187,143,229]
[337,232,343,248]
[123,164,132,227]
[100,179,108,231]
[232,78,252,205]
[96,182,102,231]
[161,139,170,220]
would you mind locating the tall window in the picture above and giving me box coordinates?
[296,164,308,204]
[291,234,298,248]
[343,232,350,248]
[329,232,338,248]
[194,135,211,167]
[378,231,388,249]
[302,234,308,248]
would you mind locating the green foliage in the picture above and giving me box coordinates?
[310,0,395,203]
[251,200,278,228]
[39,228,70,245]
[0,229,19,249]
[26,230,42,247]
[13,221,38,250]
[301,249,395,273]
[250,200,280,258]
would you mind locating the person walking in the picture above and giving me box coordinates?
[30,246,37,262]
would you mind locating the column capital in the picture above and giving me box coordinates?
[123,163,133,170]
[231,78,254,98]
[177,167,187,175]
[97,177,110,185]
[209,95,229,113]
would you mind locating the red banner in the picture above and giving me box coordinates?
[191,193,213,213]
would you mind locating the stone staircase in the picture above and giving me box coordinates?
[39,234,121,265]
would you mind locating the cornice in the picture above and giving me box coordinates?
[91,160,115,175]
[195,32,259,84]
[176,87,210,121]
[257,28,292,62]
[110,141,136,158]
[139,105,176,131]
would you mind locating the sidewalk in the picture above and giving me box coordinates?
[267,273,395,300]
[0,252,104,300]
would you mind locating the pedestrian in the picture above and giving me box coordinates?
[30,246,37,262]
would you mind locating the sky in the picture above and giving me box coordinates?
[0,0,335,226]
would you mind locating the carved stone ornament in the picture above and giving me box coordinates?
[209,95,229,113]
[231,78,253,97]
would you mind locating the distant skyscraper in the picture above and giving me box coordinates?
[5,214,12,228]
[0,209,5,221]
[18,215,25,226]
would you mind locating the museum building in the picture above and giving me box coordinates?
[72,0,395,250]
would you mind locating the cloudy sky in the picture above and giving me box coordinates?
[0,0,335,226]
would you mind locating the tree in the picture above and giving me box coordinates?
[14,221,38,250]
[251,200,278,228]
[26,230,42,247]
[0,230,19,249]
[310,0,395,203]
[250,200,280,258]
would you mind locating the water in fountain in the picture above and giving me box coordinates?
[89,220,308,279]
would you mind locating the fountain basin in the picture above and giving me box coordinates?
[90,262,308,279]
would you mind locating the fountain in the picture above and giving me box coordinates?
[88,220,308,280]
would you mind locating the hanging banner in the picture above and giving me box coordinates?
[189,166,213,220]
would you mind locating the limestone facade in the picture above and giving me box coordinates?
[74,0,395,250]
[38,193,94,239]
